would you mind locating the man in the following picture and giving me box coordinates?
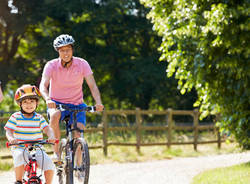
[39,34,104,161]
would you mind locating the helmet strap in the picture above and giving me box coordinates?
[20,102,38,116]
[62,57,73,68]
[20,107,36,116]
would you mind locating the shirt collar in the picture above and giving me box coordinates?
[58,57,76,69]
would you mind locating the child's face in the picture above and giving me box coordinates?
[21,98,37,113]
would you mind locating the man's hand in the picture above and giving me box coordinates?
[46,99,57,108]
[95,104,104,111]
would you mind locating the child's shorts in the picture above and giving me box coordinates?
[11,148,55,171]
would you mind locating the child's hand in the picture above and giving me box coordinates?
[9,137,18,144]
[47,137,56,144]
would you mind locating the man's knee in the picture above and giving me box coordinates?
[73,123,85,137]
[49,110,61,124]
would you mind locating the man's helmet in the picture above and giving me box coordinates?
[14,84,41,104]
[53,34,75,51]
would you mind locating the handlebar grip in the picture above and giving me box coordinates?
[6,142,10,148]
[88,106,96,113]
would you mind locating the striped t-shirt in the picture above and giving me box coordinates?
[4,112,49,144]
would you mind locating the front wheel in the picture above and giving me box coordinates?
[27,177,41,184]
[58,138,73,184]
[73,138,90,184]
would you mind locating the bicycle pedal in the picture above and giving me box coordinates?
[57,169,63,176]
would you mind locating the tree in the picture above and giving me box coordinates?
[140,0,250,148]
[0,0,197,112]
[25,0,197,110]
[0,0,51,86]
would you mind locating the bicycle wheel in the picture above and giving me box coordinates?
[58,138,74,184]
[27,177,41,184]
[73,137,90,184]
[58,138,66,184]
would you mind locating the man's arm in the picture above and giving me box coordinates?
[39,75,56,108]
[85,74,104,111]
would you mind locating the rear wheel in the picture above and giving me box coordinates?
[73,138,90,184]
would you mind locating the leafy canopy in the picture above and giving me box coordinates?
[0,0,197,111]
[140,0,250,149]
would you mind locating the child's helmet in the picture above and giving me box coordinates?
[53,34,75,51]
[14,84,41,104]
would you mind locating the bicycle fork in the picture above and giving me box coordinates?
[24,154,41,184]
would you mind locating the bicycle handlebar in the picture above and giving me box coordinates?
[56,104,96,113]
[6,139,59,148]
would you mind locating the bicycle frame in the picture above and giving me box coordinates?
[6,140,57,184]
[58,104,96,144]
[56,104,95,184]
[23,145,42,184]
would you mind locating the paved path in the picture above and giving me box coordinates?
[0,152,249,184]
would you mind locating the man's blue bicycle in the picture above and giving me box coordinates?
[55,104,96,184]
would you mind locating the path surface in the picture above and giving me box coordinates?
[0,152,249,184]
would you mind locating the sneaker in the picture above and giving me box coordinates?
[14,181,22,184]
[52,153,60,163]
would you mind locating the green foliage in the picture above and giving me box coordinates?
[0,0,197,111]
[0,161,13,171]
[140,0,250,149]
[0,0,51,86]
[0,81,19,113]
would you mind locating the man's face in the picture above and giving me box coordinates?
[58,45,73,62]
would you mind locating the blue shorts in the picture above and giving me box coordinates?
[50,100,87,126]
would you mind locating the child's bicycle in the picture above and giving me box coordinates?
[6,139,58,184]
[55,104,96,184]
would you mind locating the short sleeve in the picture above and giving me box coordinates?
[42,61,53,78]
[39,115,49,130]
[81,59,93,77]
[4,114,17,131]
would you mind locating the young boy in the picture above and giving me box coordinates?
[4,84,56,184]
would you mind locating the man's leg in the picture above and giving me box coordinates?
[49,109,61,157]
[74,123,85,166]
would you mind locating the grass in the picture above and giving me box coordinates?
[0,131,244,173]
[89,141,242,164]
[192,162,250,184]
[0,141,242,172]
[0,159,13,173]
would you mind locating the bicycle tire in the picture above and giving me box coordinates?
[66,141,74,184]
[58,138,74,184]
[73,137,90,184]
[27,178,41,184]
[65,144,74,184]
[58,138,67,184]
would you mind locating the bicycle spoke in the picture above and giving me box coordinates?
[73,138,90,184]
